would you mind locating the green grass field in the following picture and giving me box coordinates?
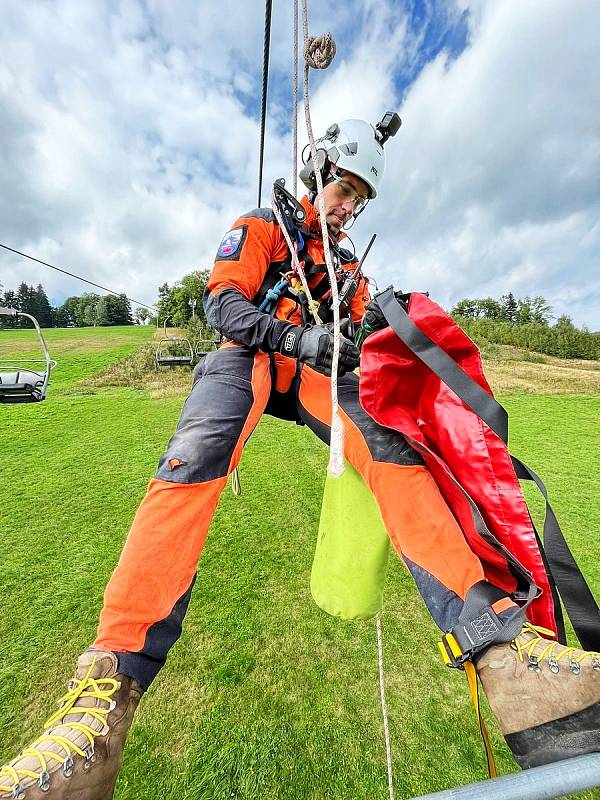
[0,326,598,799]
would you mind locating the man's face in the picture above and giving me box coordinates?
[317,169,371,234]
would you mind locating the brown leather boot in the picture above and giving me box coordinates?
[0,650,143,800]
[477,623,600,768]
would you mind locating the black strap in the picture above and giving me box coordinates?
[377,287,600,651]
[377,288,508,441]
[511,456,598,651]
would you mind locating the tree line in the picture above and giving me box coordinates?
[3,278,597,360]
[153,269,210,329]
[451,293,599,360]
[0,269,211,331]
[0,282,134,328]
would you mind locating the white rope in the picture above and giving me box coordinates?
[290,10,396,800]
[300,0,344,477]
[292,0,298,199]
[377,614,395,800]
[270,193,319,323]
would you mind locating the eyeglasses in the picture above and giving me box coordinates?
[326,172,369,214]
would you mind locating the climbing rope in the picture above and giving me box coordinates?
[284,7,396,797]
[300,0,344,477]
[377,614,395,800]
[304,31,336,69]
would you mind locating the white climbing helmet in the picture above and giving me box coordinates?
[300,112,401,200]
[322,119,384,198]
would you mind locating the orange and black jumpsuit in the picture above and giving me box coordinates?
[94,196,500,688]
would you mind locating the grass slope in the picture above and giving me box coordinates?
[0,325,154,393]
[0,327,598,799]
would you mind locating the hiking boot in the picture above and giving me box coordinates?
[0,650,143,800]
[477,623,600,769]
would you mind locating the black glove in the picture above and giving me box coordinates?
[325,318,354,341]
[362,297,388,333]
[356,289,408,348]
[277,324,360,376]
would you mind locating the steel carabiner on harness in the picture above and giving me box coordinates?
[272,178,306,243]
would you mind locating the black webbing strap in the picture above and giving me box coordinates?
[512,456,599,651]
[376,287,600,651]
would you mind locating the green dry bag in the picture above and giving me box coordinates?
[310,461,391,620]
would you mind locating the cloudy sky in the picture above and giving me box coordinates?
[1,0,599,327]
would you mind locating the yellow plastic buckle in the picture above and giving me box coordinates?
[438,632,465,669]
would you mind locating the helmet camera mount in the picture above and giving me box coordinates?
[375,111,402,146]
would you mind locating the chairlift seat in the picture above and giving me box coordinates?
[155,319,195,369]
[0,307,54,402]
[0,369,47,403]
[194,338,220,361]
[156,354,194,366]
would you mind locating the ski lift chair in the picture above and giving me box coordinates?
[194,335,221,363]
[0,307,56,403]
[155,318,194,368]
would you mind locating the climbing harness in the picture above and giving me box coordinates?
[0,307,56,403]
[155,316,194,369]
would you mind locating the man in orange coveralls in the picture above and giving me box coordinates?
[1,115,598,800]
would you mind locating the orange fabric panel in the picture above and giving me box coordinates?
[298,364,486,600]
[492,596,517,614]
[228,351,272,472]
[96,350,272,654]
[273,352,297,393]
[350,274,371,323]
[371,463,486,600]
[94,476,227,653]
[275,296,303,327]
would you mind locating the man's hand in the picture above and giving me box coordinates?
[356,290,408,348]
[277,324,360,376]
[362,296,389,333]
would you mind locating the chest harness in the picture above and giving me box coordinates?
[255,179,361,325]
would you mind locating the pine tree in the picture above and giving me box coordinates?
[0,289,17,328]
[15,283,34,326]
[33,284,53,327]
[499,292,519,324]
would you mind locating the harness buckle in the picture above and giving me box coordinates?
[439,580,529,668]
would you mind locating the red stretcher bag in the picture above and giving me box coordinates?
[359,288,600,649]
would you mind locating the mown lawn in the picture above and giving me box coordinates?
[0,325,154,392]
[0,327,598,799]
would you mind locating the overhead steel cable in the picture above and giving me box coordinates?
[257,0,273,207]
[0,242,158,313]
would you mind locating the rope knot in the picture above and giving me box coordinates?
[304,32,336,69]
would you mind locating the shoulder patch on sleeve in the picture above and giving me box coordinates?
[216,225,248,260]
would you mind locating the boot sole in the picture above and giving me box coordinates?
[505,701,600,770]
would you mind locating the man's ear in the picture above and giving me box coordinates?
[299,149,328,192]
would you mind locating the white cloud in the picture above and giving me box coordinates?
[1,0,598,328]
[362,0,600,327]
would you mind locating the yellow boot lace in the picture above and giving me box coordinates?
[441,622,600,781]
[0,658,119,796]
[513,622,600,673]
